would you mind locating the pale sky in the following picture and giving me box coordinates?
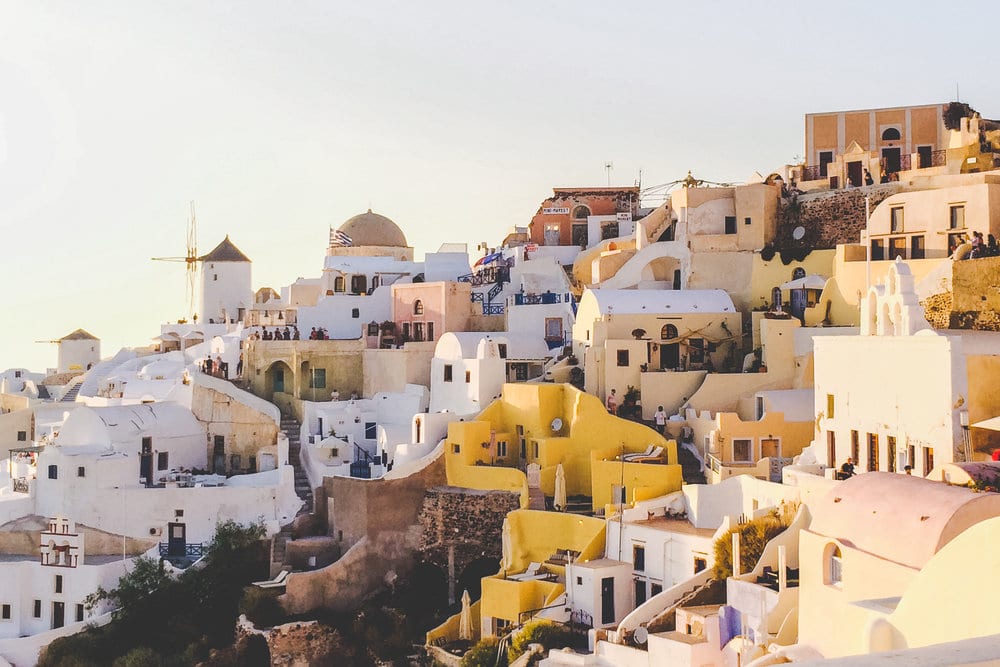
[1,1,997,372]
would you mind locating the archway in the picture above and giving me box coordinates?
[263,361,293,402]
[458,556,500,602]
[399,562,449,618]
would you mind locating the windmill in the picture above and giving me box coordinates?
[152,201,199,319]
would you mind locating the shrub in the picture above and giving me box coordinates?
[240,587,285,628]
[460,637,501,667]
[508,619,572,661]
[713,504,797,580]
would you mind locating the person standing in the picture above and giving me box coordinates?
[653,405,667,434]
[606,389,618,415]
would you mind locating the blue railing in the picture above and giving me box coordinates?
[512,292,569,306]
[483,303,505,316]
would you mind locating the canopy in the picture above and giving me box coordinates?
[780,274,828,290]
[972,416,1000,431]
[474,251,502,267]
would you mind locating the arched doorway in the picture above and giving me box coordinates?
[659,324,680,370]
[263,361,293,402]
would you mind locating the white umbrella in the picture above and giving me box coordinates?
[972,416,1000,431]
[554,463,567,512]
[459,589,473,641]
[779,274,827,291]
[501,517,513,571]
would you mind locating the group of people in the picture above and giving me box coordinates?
[201,355,230,378]
[257,326,299,341]
[967,231,999,259]
[308,327,331,340]
[838,457,913,480]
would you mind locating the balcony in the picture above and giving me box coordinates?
[512,292,568,306]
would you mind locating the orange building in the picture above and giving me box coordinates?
[804,103,946,185]
[528,187,640,247]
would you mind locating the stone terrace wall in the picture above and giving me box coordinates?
[775,184,903,252]
[417,486,520,583]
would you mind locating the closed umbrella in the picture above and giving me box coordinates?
[501,517,513,571]
[779,274,827,291]
[554,463,567,512]
[459,589,473,641]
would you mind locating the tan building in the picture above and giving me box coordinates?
[804,103,946,185]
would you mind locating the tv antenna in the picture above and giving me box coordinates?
[152,201,199,318]
[605,161,614,186]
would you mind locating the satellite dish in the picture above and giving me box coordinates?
[551,418,563,432]
[792,226,805,240]
[634,626,648,645]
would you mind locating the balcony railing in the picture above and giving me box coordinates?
[512,292,568,306]
[159,542,205,558]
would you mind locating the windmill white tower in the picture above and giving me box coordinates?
[152,202,199,320]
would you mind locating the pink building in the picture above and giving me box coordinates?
[391,282,474,344]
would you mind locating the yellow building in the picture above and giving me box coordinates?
[444,383,682,511]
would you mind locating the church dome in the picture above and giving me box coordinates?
[337,209,408,248]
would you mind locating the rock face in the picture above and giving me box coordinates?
[230,618,358,667]
[775,184,903,252]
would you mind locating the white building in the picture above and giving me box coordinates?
[429,332,553,415]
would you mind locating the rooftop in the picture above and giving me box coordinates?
[200,235,251,262]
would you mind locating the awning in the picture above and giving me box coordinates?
[780,275,828,290]
[972,416,1000,431]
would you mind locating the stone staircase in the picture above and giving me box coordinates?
[270,413,313,569]
[280,412,314,515]
[60,381,82,403]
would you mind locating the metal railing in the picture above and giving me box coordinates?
[512,292,567,306]
[159,542,205,558]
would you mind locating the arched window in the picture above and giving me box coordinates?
[572,205,591,219]
[333,276,345,293]
[881,127,901,141]
[792,267,806,280]
[661,324,678,340]
[414,300,424,315]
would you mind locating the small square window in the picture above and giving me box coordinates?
[950,204,965,230]
[452,444,460,454]
[77,466,86,478]
[351,308,360,318]
[365,422,377,439]
[17,431,26,442]
[724,216,737,234]
[1,603,10,620]
[48,465,58,480]
[498,344,508,359]
[617,350,630,367]
[576,576,583,586]
[175,509,184,518]
[744,217,752,225]
[309,368,327,389]
[157,452,169,471]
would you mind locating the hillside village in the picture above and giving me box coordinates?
[4,101,1000,666]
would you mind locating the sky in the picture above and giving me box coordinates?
[1,0,997,372]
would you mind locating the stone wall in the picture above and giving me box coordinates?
[950,256,1000,330]
[416,486,520,583]
[775,184,903,252]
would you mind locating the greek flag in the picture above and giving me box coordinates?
[329,228,353,247]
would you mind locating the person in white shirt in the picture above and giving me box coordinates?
[653,405,667,434]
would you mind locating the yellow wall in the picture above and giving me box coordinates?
[590,449,682,508]
[444,384,683,508]
[750,250,836,313]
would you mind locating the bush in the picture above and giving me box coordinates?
[240,587,285,628]
[460,637,502,667]
[508,619,572,661]
[713,505,797,580]
[111,647,165,667]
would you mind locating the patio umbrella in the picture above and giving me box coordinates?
[459,589,473,641]
[501,517,513,571]
[554,463,567,512]
[779,274,828,291]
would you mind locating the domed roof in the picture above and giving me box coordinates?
[337,209,408,248]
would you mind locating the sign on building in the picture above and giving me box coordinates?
[616,212,633,223]
[542,207,570,215]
